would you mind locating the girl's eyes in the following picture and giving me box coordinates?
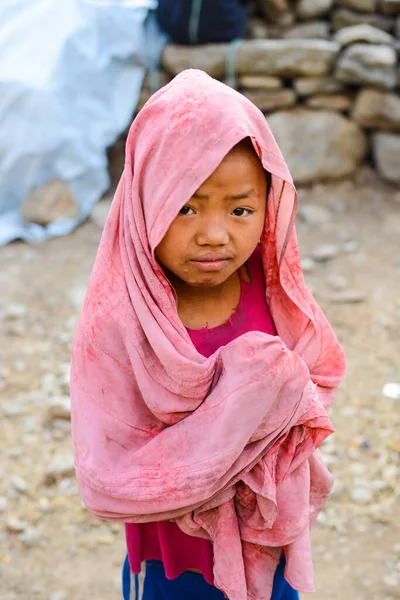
[232,207,253,217]
[179,206,195,216]
[178,206,253,217]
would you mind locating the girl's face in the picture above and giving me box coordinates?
[155,141,267,289]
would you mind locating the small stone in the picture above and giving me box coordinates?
[21,179,79,226]
[0,496,8,512]
[383,574,399,587]
[46,396,71,420]
[239,75,282,90]
[6,447,24,458]
[38,497,52,514]
[306,94,353,112]
[5,303,27,318]
[328,290,367,303]
[50,591,68,600]
[19,526,40,547]
[342,240,359,252]
[301,257,316,272]
[336,43,397,89]
[10,476,29,494]
[299,204,331,225]
[97,533,116,545]
[6,517,28,533]
[351,487,373,504]
[68,286,87,311]
[90,197,113,229]
[2,402,25,418]
[327,273,348,290]
[312,244,340,261]
[334,24,393,47]
[45,453,75,480]
[382,383,400,400]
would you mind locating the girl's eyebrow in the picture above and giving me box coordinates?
[192,189,255,201]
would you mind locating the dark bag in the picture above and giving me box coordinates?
[156,0,248,45]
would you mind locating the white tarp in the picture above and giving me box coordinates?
[0,0,165,244]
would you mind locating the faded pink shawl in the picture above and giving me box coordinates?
[70,70,346,600]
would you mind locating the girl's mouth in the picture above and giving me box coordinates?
[189,253,232,272]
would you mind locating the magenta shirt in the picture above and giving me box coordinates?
[125,246,276,584]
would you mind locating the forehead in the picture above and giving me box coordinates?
[196,145,265,191]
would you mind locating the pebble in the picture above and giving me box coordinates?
[4,303,27,318]
[97,533,116,545]
[312,244,340,262]
[351,487,374,504]
[0,496,8,512]
[298,203,331,226]
[2,403,25,418]
[47,396,71,420]
[50,591,68,600]
[38,497,52,514]
[19,526,41,547]
[301,257,316,272]
[327,273,348,290]
[6,447,24,458]
[328,290,367,303]
[342,240,359,253]
[383,574,398,587]
[10,475,29,494]
[382,383,400,400]
[6,517,29,533]
[45,453,75,479]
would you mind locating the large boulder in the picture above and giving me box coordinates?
[379,0,400,15]
[331,8,393,31]
[335,43,397,89]
[296,0,334,20]
[21,180,78,226]
[162,40,339,79]
[337,0,377,12]
[306,94,353,111]
[294,77,344,96]
[284,21,330,39]
[239,75,282,90]
[334,24,394,47]
[267,109,367,184]
[373,133,400,183]
[352,89,400,131]
[243,89,297,112]
[258,0,294,26]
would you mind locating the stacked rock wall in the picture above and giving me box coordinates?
[138,0,400,185]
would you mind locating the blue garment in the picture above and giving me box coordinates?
[156,0,248,45]
[122,555,299,600]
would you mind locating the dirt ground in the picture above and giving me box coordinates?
[1,168,400,600]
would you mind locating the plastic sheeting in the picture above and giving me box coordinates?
[0,0,166,244]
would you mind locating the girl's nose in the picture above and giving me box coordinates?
[196,218,229,246]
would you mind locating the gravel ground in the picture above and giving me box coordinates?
[1,168,400,600]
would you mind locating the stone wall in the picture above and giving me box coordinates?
[138,0,400,185]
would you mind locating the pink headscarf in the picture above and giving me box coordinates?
[70,70,346,600]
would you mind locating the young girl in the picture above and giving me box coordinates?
[70,69,346,600]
